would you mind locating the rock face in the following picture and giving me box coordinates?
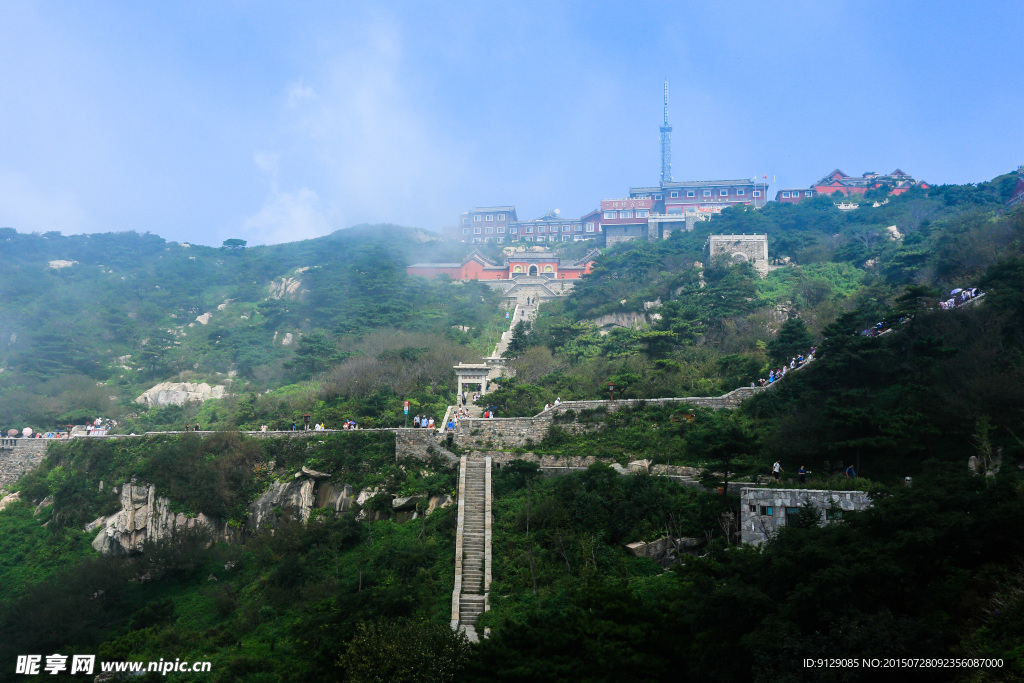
[91,483,219,554]
[0,491,20,513]
[134,382,227,407]
[268,270,310,300]
[247,474,356,529]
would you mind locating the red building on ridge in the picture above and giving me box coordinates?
[407,249,598,281]
[812,169,929,198]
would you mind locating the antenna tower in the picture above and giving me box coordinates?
[659,81,672,184]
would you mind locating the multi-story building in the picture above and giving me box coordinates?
[445,206,518,243]
[630,179,768,215]
[812,169,929,197]
[510,210,597,243]
[446,207,602,244]
[600,198,655,246]
[775,188,817,203]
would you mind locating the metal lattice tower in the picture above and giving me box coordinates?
[659,81,672,184]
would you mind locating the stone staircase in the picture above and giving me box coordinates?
[451,455,491,641]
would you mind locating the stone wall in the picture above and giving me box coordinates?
[740,487,872,546]
[0,439,50,490]
[452,388,764,450]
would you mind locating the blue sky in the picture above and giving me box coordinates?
[1,1,1021,246]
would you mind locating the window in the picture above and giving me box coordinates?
[462,217,468,224]
[670,191,678,198]
[703,190,712,197]
[586,222,595,232]
[636,209,649,218]
[827,510,843,520]
[562,225,570,232]
[760,506,774,516]
[749,504,757,513]
[526,226,534,233]
[544,265,554,273]
[538,226,546,233]
[513,265,523,273]
[805,191,813,197]
[686,191,695,197]
[485,226,493,234]
[654,194,663,200]
[603,211,617,219]
[485,214,493,221]
[498,213,505,220]
[620,210,632,219]
[497,226,505,233]
[474,226,481,234]
[474,215,481,222]
[782,192,790,198]
[753,190,761,197]
[785,507,801,516]
[720,190,729,196]
[562,235,570,241]
[574,224,582,231]
[510,227,518,234]
[737,189,745,196]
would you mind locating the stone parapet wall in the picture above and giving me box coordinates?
[740,487,872,546]
[452,387,765,450]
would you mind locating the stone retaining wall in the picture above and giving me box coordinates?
[0,439,50,490]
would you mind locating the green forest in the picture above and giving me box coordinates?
[1,171,1023,681]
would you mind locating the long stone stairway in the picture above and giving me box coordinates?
[451,455,491,641]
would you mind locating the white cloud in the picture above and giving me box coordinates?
[241,187,333,245]
[253,151,280,175]
[286,81,314,108]
[277,15,469,230]
[0,167,87,234]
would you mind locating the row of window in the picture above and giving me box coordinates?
[602,209,651,220]
[462,224,599,235]
[749,504,841,519]
[465,212,508,224]
[470,234,593,244]
[781,191,815,198]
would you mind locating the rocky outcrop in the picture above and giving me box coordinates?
[0,491,20,513]
[591,311,660,335]
[268,268,310,300]
[247,476,358,528]
[134,382,228,407]
[90,483,220,555]
[47,259,78,269]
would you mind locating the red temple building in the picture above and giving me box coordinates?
[812,169,929,198]
[407,249,598,281]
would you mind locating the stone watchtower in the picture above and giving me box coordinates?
[703,234,770,275]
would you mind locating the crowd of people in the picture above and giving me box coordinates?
[753,347,816,387]
[3,417,119,439]
[940,287,981,309]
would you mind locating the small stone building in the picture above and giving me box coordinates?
[703,234,770,274]
[740,487,872,546]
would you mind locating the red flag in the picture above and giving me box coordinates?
[762,174,767,179]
